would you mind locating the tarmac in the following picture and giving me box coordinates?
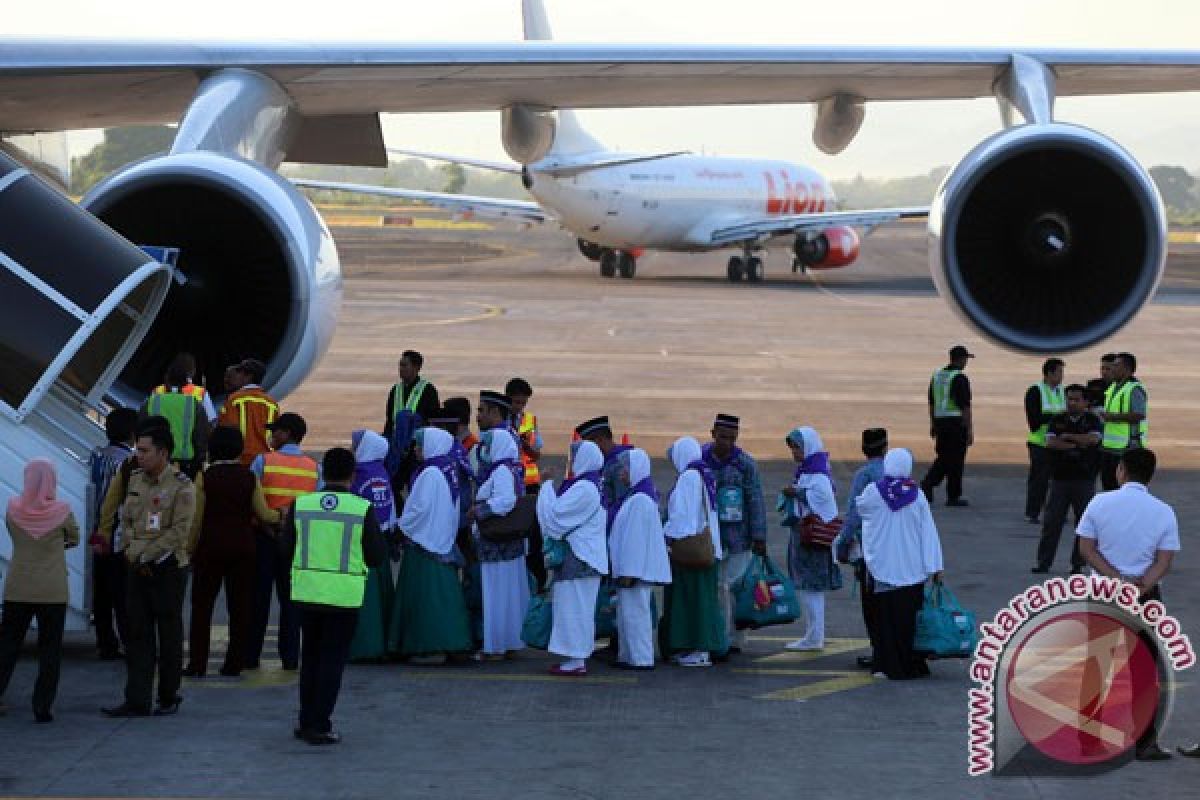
[1,220,1199,798]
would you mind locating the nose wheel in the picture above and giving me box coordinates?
[727,252,765,283]
[599,249,637,279]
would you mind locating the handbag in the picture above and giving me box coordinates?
[520,592,554,650]
[800,514,842,548]
[914,583,979,659]
[543,536,568,570]
[668,480,717,569]
[478,494,539,543]
[733,555,800,629]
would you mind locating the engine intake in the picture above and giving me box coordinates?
[930,123,1166,353]
[83,151,341,403]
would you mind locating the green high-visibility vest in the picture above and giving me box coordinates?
[145,392,198,461]
[931,368,964,418]
[1102,380,1148,452]
[1027,382,1066,447]
[290,492,371,609]
[392,378,429,416]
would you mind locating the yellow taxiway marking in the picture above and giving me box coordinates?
[757,672,878,702]
[184,667,297,689]
[752,638,870,664]
[402,671,636,686]
[734,668,870,677]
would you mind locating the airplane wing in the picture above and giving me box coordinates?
[293,179,550,223]
[709,207,929,246]
[392,147,691,178]
[388,149,523,175]
[5,42,1200,135]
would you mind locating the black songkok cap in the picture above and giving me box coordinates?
[443,396,471,424]
[714,413,740,430]
[479,390,512,413]
[575,415,612,439]
[862,428,888,450]
[426,408,459,428]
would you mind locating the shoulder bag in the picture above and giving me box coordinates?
[478,494,539,543]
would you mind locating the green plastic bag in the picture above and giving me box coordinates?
[914,583,978,658]
[733,555,800,629]
[521,592,553,650]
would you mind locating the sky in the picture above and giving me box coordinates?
[8,0,1200,179]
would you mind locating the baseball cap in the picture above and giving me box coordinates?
[949,345,975,359]
[266,412,307,440]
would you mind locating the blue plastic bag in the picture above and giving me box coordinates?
[733,555,801,629]
[914,583,978,658]
[521,593,553,650]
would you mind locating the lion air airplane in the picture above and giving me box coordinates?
[1,0,1199,627]
[300,0,927,283]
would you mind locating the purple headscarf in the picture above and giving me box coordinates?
[875,448,920,511]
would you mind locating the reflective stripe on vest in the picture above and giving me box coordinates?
[392,379,429,415]
[517,411,539,485]
[154,383,206,400]
[1102,380,1148,451]
[231,394,279,439]
[931,369,963,418]
[291,492,370,609]
[145,392,197,462]
[1027,382,1067,447]
[261,452,320,510]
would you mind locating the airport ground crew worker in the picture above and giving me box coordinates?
[384,350,441,496]
[507,378,546,586]
[1024,358,1066,524]
[218,358,280,468]
[283,447,386,745]
[248,413,319,670]
[101,425,196,718]
[144,356,210,479]
[920,345,973,507]
[1098,352,1147,491]
[150,352,217,423]
[702,413,767,656]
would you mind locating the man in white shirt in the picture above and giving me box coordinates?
[1076,448,1179,762]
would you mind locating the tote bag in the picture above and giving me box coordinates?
[733,555,801,629]
[914,583,978,658]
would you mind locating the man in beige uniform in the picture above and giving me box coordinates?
[102,426,196,718]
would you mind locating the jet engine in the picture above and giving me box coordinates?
[83,150,342,403]
[502,104,557,165]
[794,226,860,269]
[929,123,1165,353]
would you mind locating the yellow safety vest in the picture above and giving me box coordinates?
[517,411,540,485]
[1102,380,1148,452]
[290,492,371,609]
[145,391,199,461]
[931,368,963,418]
[1027,382,1066,447]
[392,379,429,416]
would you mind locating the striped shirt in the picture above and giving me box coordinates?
[88,443,134,544]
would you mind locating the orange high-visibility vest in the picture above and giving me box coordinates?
[219,388,280,467]
[261,451,320,511]
[517,411,540,486]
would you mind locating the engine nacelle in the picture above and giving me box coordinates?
[813,94,866,156]
[82,151,342,403]
[794,226,860,269]
[502,104,557,165]
[930,123,1165,353]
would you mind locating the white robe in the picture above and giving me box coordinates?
[474,428,528,653]
[664,437,723,559]
[400,428,458,556]
[550,577,602,659]
[857,449,944,587]
[537,441,608,575]
[610,494,673,584]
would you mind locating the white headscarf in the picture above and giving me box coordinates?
[609,448,672,584]
[353,429,389,464]
[663,436,723,558]
[400,427,459,555]
[788,425,838,523]
[476,428,519,516]
[857,448,943,586]
[537,440,608,574]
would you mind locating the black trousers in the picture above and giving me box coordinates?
[247,532,300,669]
[189,548,255,675]
[856,562,881,660]
[1025,444,1051,519]
[124,558,186,710]
[524,484,547,590]
[1035,479,1093,570]
[875,583,930,680]
[922,420,968,501]
[0,602,65,715]
[93,552,129,655]
[1137,585,1163,752]
[298,608,358,734]
[1100,451,1122,491]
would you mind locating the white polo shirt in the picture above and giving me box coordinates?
[1076,482,1180,578]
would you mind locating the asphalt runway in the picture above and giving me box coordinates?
[3,219,1200,799]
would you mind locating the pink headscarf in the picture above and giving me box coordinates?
[6,459,71,539]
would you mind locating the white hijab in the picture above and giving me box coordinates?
[537,440,609,574]
[609,448,672,584]
[354,429,389,464]
[789,426,838,523]
[400,427,458,555]
[857,448,944,586]
[663,436,723,559]
[476,428,519,515]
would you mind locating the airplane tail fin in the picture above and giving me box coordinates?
[521,0,604,157]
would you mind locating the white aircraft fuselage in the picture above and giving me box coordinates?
[529,155,834,252]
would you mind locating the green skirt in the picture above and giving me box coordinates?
[388,546,473,656]
[349,563,395,662]
[659,561,727,654]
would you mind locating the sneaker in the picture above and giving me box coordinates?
[548,663,587,676]
[946,498,970,508]
[674,652,712,668]
[784,640,824,652]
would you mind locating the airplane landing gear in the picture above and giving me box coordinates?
[727,249,764,283]
[600,249,617,277]
[727,256,744,282]
[599,249,637,279]
[617,251,637,279]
